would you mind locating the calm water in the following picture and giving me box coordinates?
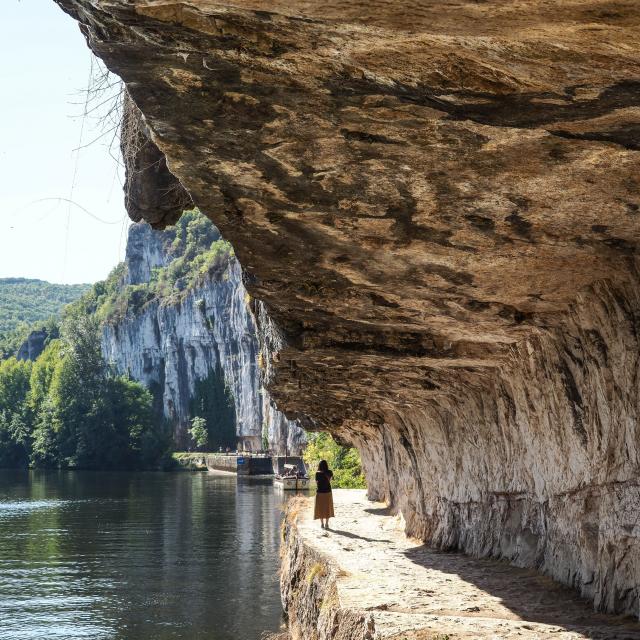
[0,470,288,640]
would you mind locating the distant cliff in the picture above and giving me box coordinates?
[101,214,305,454]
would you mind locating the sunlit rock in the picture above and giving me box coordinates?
[102,222,305,453]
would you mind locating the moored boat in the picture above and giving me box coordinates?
[274,464,310,491]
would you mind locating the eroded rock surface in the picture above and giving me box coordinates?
[121,93,193,227]
[54,0,640,617]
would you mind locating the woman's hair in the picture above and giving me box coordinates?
[318,459,329,472]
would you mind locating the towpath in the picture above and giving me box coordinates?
[295,490,640,639]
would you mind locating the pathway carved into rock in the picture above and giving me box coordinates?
[283,490,640,640]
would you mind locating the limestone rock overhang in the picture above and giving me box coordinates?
[51,0,640,617]
[51,0,640,426]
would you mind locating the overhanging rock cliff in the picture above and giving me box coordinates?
[54,0,640,617]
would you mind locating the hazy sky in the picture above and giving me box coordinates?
[0,0,130,285]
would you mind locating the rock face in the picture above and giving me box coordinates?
[121,93,193,228]
[16,330,48,362]
[55,0,640,617]
[102,222,305,453]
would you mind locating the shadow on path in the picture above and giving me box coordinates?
[402,544,640,639]
[329,528,389,544]
[364,506,393,517]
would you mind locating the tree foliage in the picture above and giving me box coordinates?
[303,432,367,489]
[0,278,90,337]
[0,307,171,470]
[189,416,208,450]
[0,357,33,467]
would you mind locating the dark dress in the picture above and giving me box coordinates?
[314,470,335,519]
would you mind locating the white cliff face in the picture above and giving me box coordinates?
[123,221,168,284]
[263,397,305,457]
[102,223,305,453]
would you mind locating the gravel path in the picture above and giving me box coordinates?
[296,490,640,639]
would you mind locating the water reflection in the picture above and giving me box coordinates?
[0,470,288,639]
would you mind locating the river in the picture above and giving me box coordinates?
[0,469,288,640]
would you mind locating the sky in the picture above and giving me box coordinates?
[0,0,130,285]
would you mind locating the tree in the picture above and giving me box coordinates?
[189,364,237,450]
[0,358,32,414]
[51,310,114,468]
[30,400,59,468]
[303,432,367,489]
[0,411,29,468]
[27,340,61,414]
[105,376,155,467]
[189,416,208,450]
[0,358,33,467]
[48,312,163,469]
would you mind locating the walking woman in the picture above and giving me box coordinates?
[314,459,334,529]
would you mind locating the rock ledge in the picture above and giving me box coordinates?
[281,490,640,640]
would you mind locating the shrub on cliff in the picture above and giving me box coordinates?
[153,210,233,297]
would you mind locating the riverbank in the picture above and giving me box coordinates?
[172,452,236,472]
[172,452,306,476]
[281,490,640,640]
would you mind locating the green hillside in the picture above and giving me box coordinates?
[0,278,91,348]
[0,278,91,335]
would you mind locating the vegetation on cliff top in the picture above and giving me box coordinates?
[72,209,234,324]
